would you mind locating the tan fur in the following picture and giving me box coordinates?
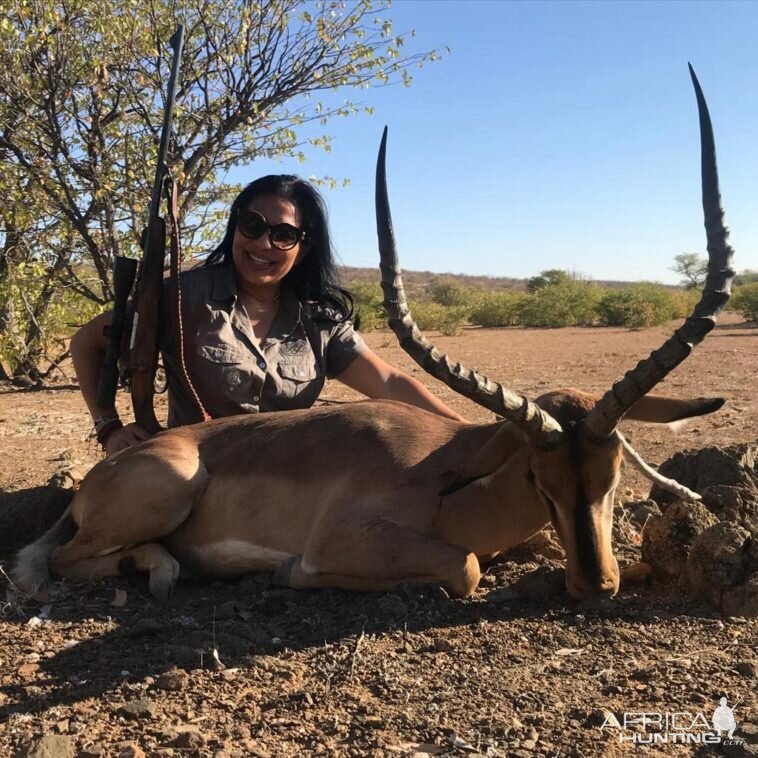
[12,390,723,600]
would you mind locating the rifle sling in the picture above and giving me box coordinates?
[167,178,212,425]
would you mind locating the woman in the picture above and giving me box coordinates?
[71,175,465,455]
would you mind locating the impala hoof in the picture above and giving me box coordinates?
[148,557,180,601]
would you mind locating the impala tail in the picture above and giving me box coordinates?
[12,506,77,593]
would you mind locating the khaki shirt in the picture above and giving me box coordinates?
[159,264,367,427]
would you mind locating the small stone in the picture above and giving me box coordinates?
[174,728,205,749]
[116,742,146,758]
[735,661,757,678]
[522,739,537,750]
[18,663,40,678]
[19,735,75,758]
[118,700,156,720]
[155,668,189,691]
[80,746,104,757]
[433,638,454,653]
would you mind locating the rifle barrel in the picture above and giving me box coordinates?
[148,25,185,220]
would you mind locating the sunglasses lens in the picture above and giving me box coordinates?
[238,209,267,239]
[269,224,300,250]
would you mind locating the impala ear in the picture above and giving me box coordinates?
[624,396,725,424]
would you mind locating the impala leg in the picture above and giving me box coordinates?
[274,521,481,598]
[50,541,180,600]
[46,436,208,600]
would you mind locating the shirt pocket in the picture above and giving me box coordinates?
[195,343,252,400]
[277,359,322,400]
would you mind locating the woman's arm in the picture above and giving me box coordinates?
[70,313,150,453]
[335,349,467,422]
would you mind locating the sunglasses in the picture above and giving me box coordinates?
[236,208,305,251]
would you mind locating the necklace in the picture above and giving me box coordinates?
[248,289,281,303]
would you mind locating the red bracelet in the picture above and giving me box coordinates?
[96,418,124,447]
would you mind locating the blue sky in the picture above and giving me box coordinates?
[237,1,757,284]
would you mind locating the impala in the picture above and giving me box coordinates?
[13,66,734,602]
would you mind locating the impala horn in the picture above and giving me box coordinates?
[583,64,735,440]
[375,127,563,446]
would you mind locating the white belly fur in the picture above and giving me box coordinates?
[193,539,292,575]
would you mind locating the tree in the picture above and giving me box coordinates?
[526,269,571,293]
[670,253,707,290]
[0,0,443,380]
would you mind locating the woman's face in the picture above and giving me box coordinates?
[231,193,305,293]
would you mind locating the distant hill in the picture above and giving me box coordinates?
[339,265,663,297]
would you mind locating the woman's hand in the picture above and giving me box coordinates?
[104,422,151,456]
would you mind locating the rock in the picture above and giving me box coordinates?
[503,527,565,563]
[651,444,758,504]
[155,668,189,691]
[17,663,40,678]
[735,660,757,678]
[625,499,662,528]
[642,500,718,578]
[118,699,156,720]
[19,735,75,758]
[79,746,104,757]
[432,638,455,653]
[115,742,146,758]
[683,522,758,616]
[172,726,205,749]
[702,485,758,533]
[47,464,91,490]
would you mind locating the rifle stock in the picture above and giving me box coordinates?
[129,218,166,434]
[96,255,137,408]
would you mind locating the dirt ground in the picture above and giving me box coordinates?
[0,313,756,757]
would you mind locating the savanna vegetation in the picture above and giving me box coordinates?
[351,261,753,337]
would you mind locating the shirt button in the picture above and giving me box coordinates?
[258,361,266,369]
[253,395,260,402]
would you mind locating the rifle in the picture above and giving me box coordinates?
[96,26,185,435]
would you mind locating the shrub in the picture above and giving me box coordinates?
[668,287,700,319]
[597,284,679,329]
[470,292,528,327]
[350,282,386,332]
[427,280,469,307]
[732,283,758,322]
[407,300,469,336]
[517,280,600,327]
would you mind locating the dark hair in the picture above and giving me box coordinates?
[205,175,354,322]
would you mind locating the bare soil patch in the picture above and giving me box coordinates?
[1,314,756,756]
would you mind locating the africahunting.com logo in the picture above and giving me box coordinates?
[600,697,744,745]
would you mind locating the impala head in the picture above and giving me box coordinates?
[375,65,735,601]
[528,392,622,599]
